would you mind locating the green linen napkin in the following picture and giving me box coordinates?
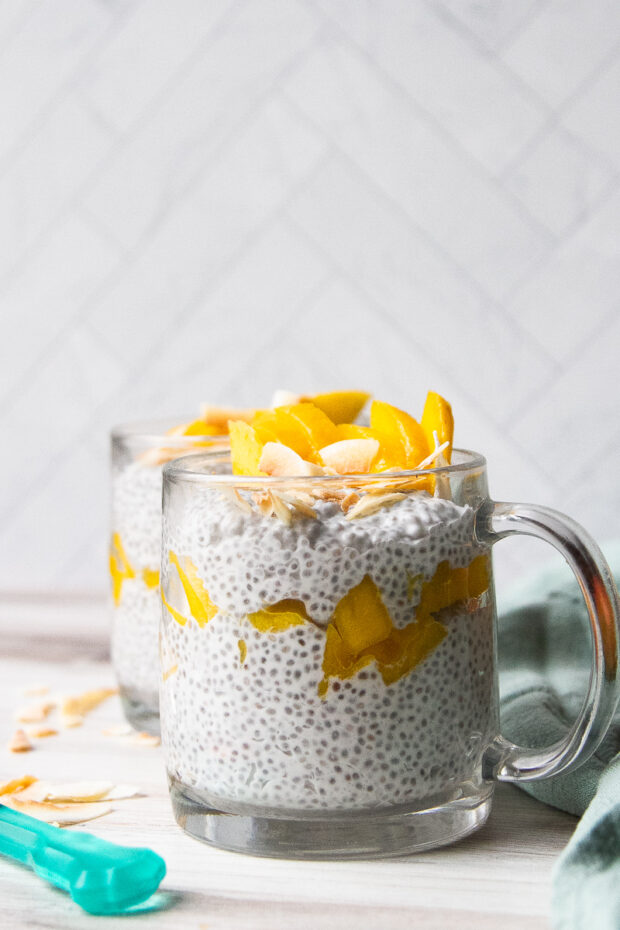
[498,541,620,930]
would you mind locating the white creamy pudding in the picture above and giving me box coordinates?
[160,490,497,812]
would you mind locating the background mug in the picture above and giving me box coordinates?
[109,419,227,734]
[159,449,619,859]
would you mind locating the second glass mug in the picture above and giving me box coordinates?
[109,419,227,733]
[159,449,619,859]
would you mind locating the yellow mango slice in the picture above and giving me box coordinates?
[169,551,219,628]
[141,568,160,589]
[321,624,376,682]
[416,560,452,616]
[372,616,447,686]
[310,391,370,425]
[332,575,393,653]
[421,391,454,463]
[468,555,489,599]
[321,593,446,692]
[181,419,221,437]
[449,566,469,603]
[274,404,339,462]
[370,400,430,469]
[319,553,484,695]
[109,533,135,606]
[247,599,309,633]
[336,424,377,441]
[166,418,221,437]
[251,410,282,444]
[229,421,266,476]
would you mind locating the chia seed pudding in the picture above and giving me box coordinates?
[111,461,165,714]
[109,422,226,731]
[160,486,497,813]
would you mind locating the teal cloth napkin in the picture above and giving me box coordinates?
[498,541,620,930]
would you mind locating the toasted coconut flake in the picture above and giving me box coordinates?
[0,775,37,796]
[340,490,361,513]
[259,442,325,477]
[6,797,111,825]
[61,687,117,721]
[345,492,406,521]
[200,404,256,427]
[270,491,293,525]
[23,685,49,697]
[104,784,143,800]
[39,781,115,803]
[255,492,274,518]
[61,714,84,729]
[16,701,55,723]
[8,729,33,753]
[430,432,452,500]
[319,438,380,474]
[138,439,227,467]
[132,732,161,747]
[219,486,253,514]
[26,727,58,739]
[102,724,133,737]
[279,492,318,519]
[308,485,348,503]
[417,439,450,470]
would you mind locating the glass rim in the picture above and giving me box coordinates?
[111,417,228,445]
[162,447,487,487]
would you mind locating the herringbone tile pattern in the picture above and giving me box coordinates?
[0,0,618,593]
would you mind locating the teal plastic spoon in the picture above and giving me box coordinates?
[0,803,166,914]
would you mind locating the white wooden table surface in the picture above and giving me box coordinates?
[0,596,576,930]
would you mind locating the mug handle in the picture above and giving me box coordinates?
[477,501,620,782]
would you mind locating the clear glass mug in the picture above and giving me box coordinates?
[159,449,619,859]
[109,420,227,733]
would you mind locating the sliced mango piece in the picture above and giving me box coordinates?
[421,391,454,463]
[310,391,370,424]
[449,566,469,604]
[178,419,221,437]
[109,533,135,606]
[169,551,219,628]
[336,424,377,441]
[247,599,309,633]
[416,560,452,616]
[319,554,486,695]
[251,410,281,444]
[321,623,376,681]
[468,555,490,599]
[321,592,446,692]
[370,400,430,469]
[141,568,160,589]
[274,404,339,462]
[229,421,266,476]
[332,575,393,653]
[372,616,447,686]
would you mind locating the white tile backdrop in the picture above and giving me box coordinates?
[0,0,618,596]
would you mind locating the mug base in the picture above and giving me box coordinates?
[119,686,160,736]
[168,776,493,859]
